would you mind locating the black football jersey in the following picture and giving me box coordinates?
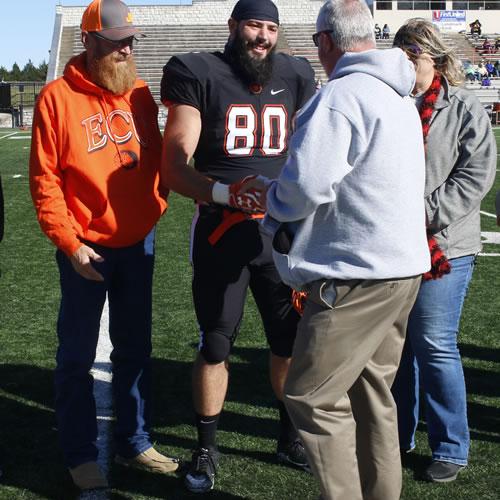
[161,51,315,184]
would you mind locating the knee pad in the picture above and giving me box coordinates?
[199,330,232,364]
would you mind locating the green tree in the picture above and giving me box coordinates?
[36,61,48,81]
[10,63,22,81]
[21,60,38,81]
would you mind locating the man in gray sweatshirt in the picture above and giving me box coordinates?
[244,0,430,498]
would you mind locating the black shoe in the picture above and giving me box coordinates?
[277,438,309,472]
[184,447,219,493]
[424,460,465,483]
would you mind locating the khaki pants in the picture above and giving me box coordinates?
[284,277,421,500]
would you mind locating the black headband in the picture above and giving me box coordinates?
[231,0,279,26]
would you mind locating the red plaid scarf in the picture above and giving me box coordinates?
[420,73,451,281]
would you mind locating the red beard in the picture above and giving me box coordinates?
[88,52,137,95]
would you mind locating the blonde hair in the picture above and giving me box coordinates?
[393,18,464,86]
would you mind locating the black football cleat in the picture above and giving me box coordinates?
[184,447,219,493]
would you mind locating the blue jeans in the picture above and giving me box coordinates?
[54,230,156,468]
[392,255,475,466]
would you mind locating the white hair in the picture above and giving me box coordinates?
[317,0,375,51]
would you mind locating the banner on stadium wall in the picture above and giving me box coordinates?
[432,10,467,32]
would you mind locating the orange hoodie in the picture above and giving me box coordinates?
[30,53,167,256]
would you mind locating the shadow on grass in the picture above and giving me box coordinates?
[468,401,500,443]
[460,343,500,363]
[0,353,280,499]
[0,363,72,499]
[464,365,500,399]
[413,401,500,451]
[401,450,431,481]
[5,350,495,497]
[111,462,246,499]
[151,345,282,431]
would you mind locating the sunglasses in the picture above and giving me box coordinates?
[90,32,138,49]
[312,30,333,47]
[396,43,423,58]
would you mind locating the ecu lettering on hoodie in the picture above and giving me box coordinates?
[30,53,166,256]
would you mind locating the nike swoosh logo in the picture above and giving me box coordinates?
[270,89,285,95]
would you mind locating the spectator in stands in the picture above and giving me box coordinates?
[486,60,498,77]
[29,0,178,492]
[393,18,496,483]
[374,23,381,39]
[469,62,481,81]
[481,75,491,87]
[477,61,487,78]
[495,38,500,51]
[495,60,500,76]
[464,64,477,82]
[482,38,494,55]
[382,23,390,39]
[469,19,481,36]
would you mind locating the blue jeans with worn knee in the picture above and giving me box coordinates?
[392,254,475,466]
[54,230,156,468]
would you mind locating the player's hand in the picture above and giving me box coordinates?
[233,175,270,212]
[70,245,105,281]
[228,176,266,213]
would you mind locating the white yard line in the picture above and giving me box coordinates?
[478,253,500,257]
[0,132,17,140]
[0,391,53,412]
[480,210,496,218]
[481,231,500,244]
[9,136,31,140]
[91,297,113,477]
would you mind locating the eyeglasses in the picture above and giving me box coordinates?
[312,30,333,47]
[90,31,138,49]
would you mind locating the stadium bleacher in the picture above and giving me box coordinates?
[53,23,500,111]
[60,25,230,102]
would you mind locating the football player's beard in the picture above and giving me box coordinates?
[89,52,137,95]
[226,32,275,87]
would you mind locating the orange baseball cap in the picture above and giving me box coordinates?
[81,0,143,41]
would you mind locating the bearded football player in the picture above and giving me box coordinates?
[160,0,315,493]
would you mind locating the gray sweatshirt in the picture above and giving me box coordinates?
[422,79,496,258]
[264,49,431,290]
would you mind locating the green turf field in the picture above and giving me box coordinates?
[0,127,498,499]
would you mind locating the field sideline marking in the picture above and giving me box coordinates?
[0,132,17,140]
[481,210,496,218]
[0,390,53,412]
[91,298,113,477]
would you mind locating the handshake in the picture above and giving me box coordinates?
[212,175,271,213]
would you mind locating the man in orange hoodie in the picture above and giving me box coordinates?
[29,0,177,491]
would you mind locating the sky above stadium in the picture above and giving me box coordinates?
[1,0,192,70]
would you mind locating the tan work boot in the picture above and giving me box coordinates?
[69,462,108,490]
[115,447,179,474]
